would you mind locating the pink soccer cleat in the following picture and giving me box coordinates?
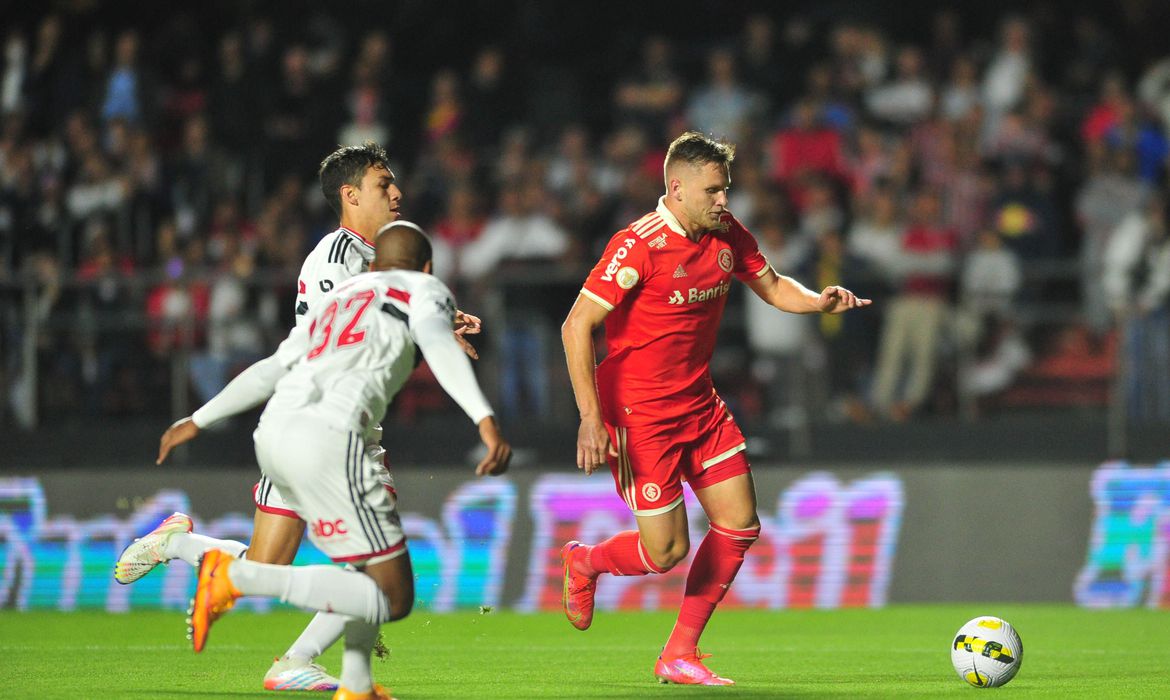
[654,649,735,686]
[560,541,598,631]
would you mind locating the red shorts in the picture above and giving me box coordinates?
[604,397,749,516]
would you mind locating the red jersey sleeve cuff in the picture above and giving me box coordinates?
[580,287,614,311]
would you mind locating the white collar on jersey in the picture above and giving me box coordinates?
[340,226,376,250]
[655,197,690,238]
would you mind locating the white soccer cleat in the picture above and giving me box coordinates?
[263,656,341,692]
[113,512,193,584]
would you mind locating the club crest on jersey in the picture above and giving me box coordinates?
[648,232,668,249]
[642,482,662,502]
[616,266,639,289]
[600,238,637,282]
[668,280,731,305]
[717,248,734,273]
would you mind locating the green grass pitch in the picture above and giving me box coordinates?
[2,605,1168,698]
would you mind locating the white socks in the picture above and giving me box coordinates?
[285,611,348,662]
[164,533,248,566]
[227,560,392,625]
[340,618,379,692]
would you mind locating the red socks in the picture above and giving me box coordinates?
[663,523,760,659]
[579,530,665,577]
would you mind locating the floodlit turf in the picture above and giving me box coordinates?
[1,605,1168,698]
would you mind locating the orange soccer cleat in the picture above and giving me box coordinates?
[187,548,242,653]
[560,541,598,631]
[654,649,735,686]
[333,683,396,700]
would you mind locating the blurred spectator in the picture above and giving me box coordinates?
[338,50,391,149]
[423,69,462,144]
[5,252,61,427]
[927,10,965,83]
[2,32,26,116]
[955,229,1029,409]
[744,216,811,428]
[145,238,209,357]
[1081,72,1130,145]
[75,226,138,413]
[614,36,683,137]
[464,46,515,156]
[1101,96,1169,184]
[738,14,783,108]
[1137,53,1170,135]
[189,248,267,406]
[982,16,1032,135]
[847,186,904,292]
[208,32,255,153]
[261,44,325,188]
[686,48,757,143]
[808,228,874,422]
[461,181,571,419]
[170,114,242,238]
[1104,195,1170,422]
[1076,144,1149,331]
[940,55,981,122]
[871,189,957,420]
[989,160,1059,262]
[865,46,934,126]
[770,99,850,206]
[795,175,844,241]
[101,30,144,125]
[430,184,486,288]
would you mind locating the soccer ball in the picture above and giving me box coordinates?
[950,616,1023,688]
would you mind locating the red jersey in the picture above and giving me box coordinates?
[581,197,770,426]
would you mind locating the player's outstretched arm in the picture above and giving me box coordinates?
[746,267,871,314]
[157,417,199,464]
[562,294,617,475]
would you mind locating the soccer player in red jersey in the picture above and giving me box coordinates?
[560,131,870,685]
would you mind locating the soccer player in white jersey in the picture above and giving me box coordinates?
[115,143,479,691]
[181,222,510,700]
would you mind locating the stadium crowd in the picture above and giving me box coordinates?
[2,3,1170,432]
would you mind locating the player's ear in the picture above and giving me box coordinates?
[422,260,433,275]
[341,183,359,207]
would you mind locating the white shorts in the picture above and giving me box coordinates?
[253,413,405,564]
[253,434,395,520]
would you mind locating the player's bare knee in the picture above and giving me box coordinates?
[647,538,690,570]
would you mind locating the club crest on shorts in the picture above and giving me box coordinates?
[616,266,639,289]
[717,248,733,272]
[642,482,662,502]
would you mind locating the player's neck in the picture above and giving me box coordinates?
[663,200,707,241]
[338,216,375,243]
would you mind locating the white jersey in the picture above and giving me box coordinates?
[294,226,377,327]
[263,269,493,435]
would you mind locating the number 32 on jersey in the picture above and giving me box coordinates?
[307,289,376,359]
